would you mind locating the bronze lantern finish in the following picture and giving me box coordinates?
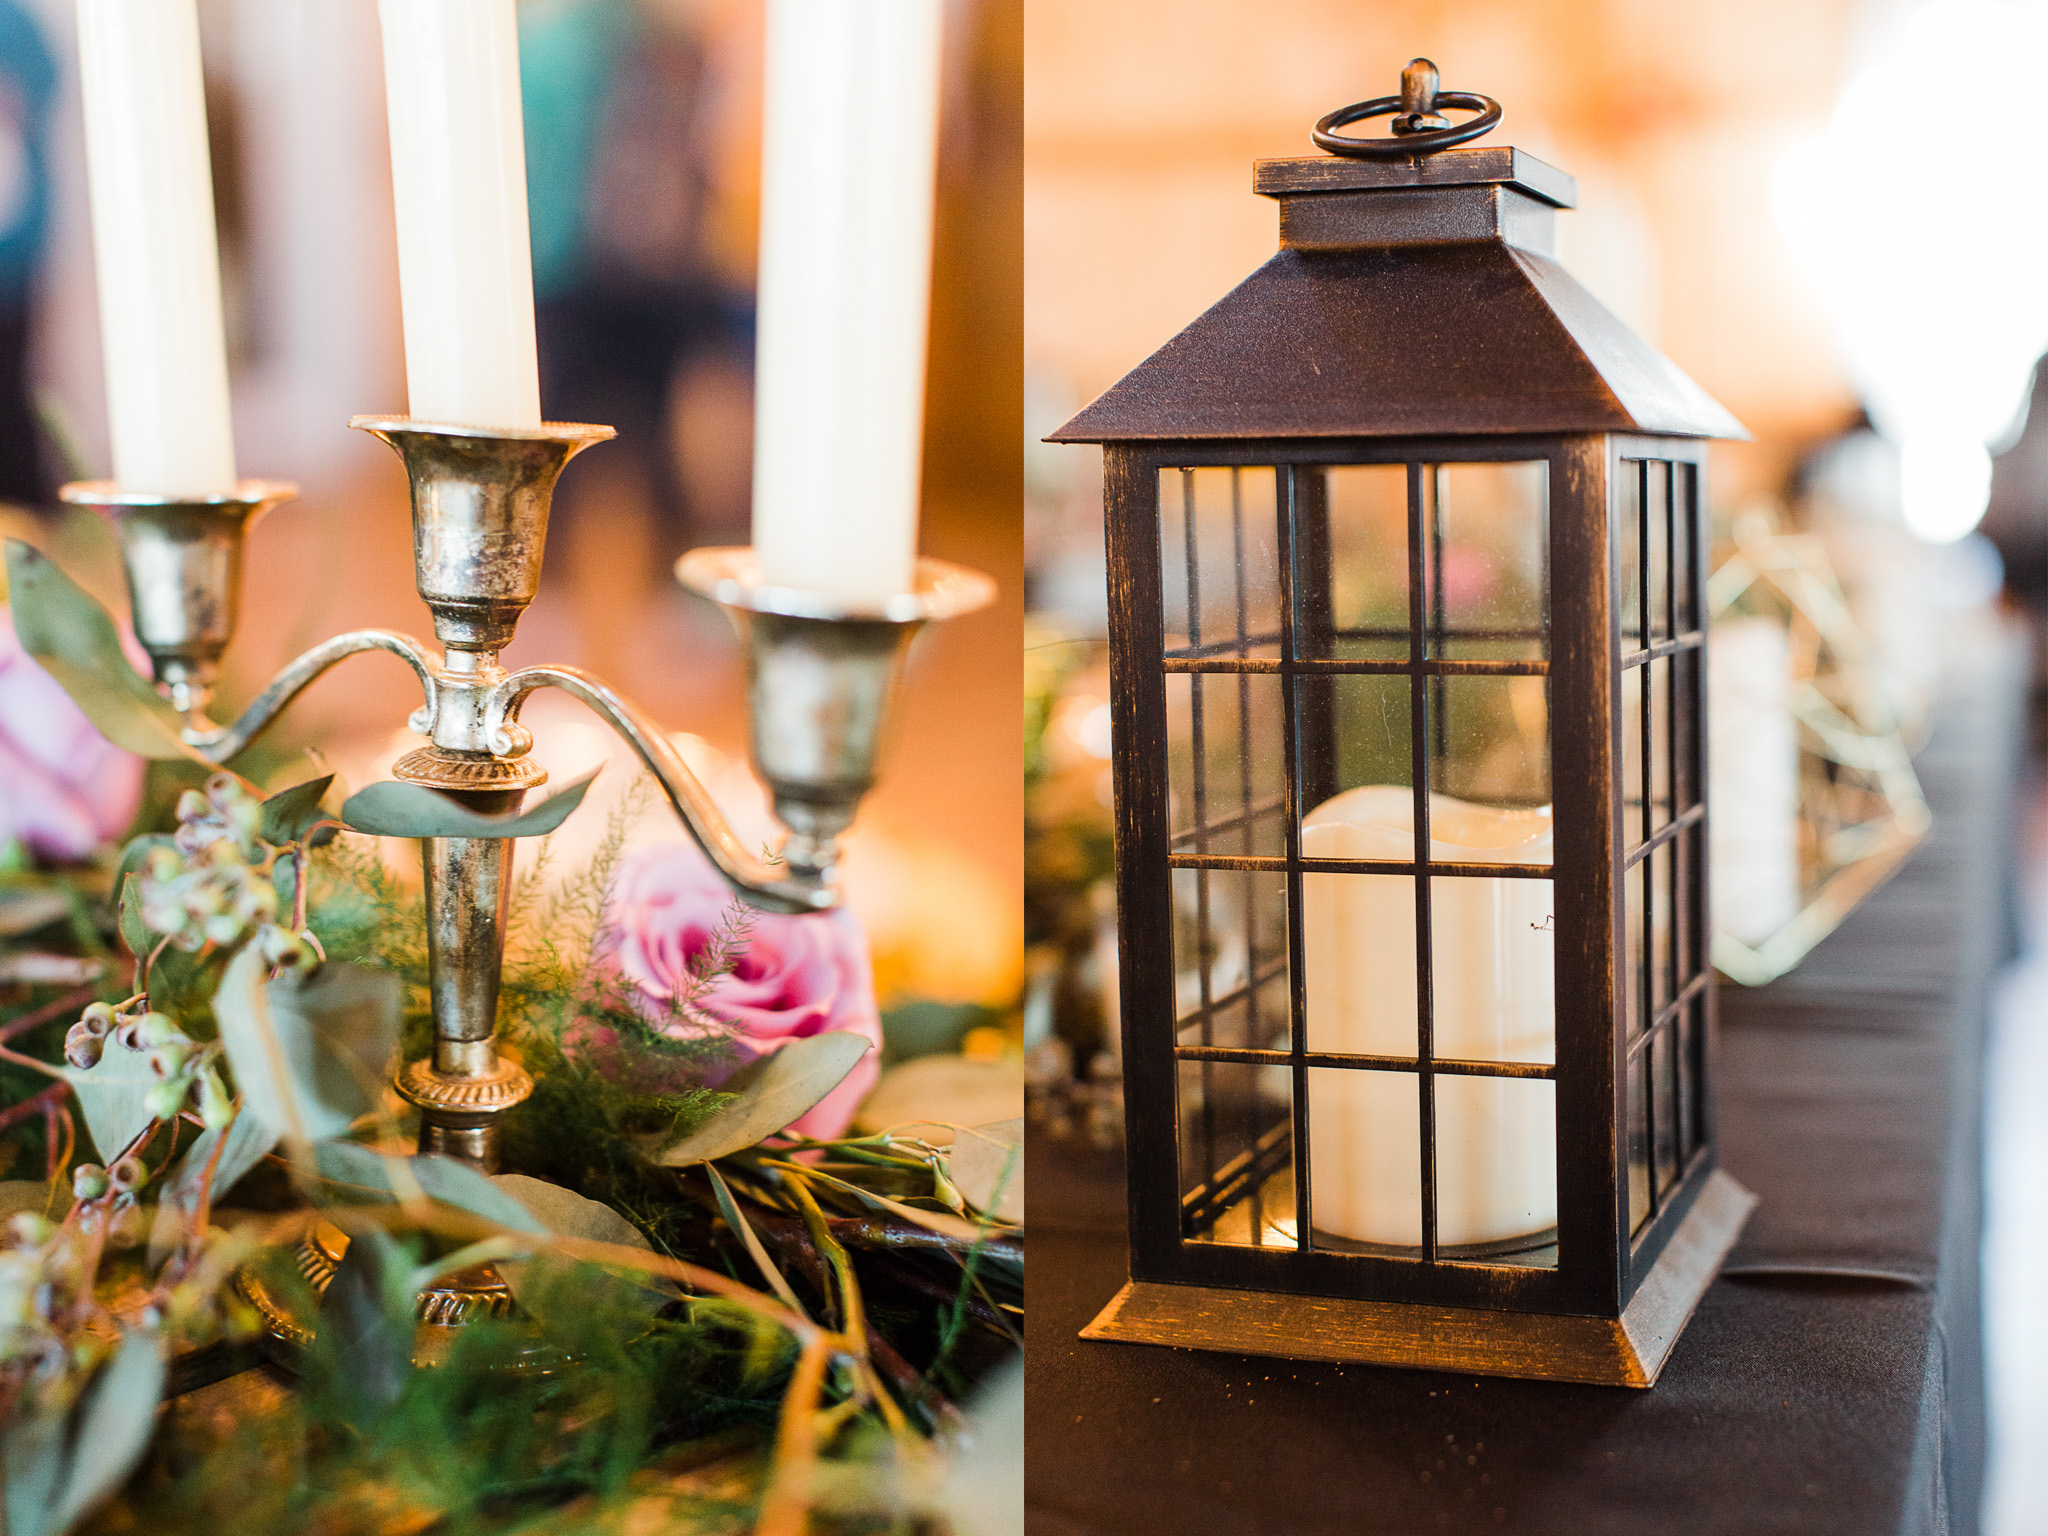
[1052,64,1754,1387]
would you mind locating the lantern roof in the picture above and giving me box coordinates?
[1050,79,1745,445]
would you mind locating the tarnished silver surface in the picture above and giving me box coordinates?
[61,480,298,720]
[349,417,615,652]
[495,663,833,913]
[181,628,439,759]
[676,549,997,873]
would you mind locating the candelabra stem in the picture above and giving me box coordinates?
[396,775,536,1172]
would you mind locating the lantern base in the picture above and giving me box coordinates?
[1081,1169,1755,1388]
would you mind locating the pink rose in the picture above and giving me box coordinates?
[600,838,882,1141]
[0,605,144,862]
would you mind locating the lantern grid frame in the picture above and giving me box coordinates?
[1103,430,1718,1322]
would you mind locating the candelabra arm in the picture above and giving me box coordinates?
[496,665,833,915]
[184,629,440,764]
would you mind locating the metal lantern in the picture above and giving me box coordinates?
[1051,63,1754,1387]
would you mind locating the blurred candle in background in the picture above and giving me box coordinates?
[1303,787,1556,1249]
[76,0,238,495]
[376,0,541,430]
[752,0,943,604]
[1708,616,1801,946]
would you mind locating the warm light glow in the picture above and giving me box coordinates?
[1773,2,2048,544]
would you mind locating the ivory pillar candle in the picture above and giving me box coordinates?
[1303,786,1555,1248]
[376,0,541,430]
[1708,616,1800,946]
[76,0,238,495]
[751,0,943,604]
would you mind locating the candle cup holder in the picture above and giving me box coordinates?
[60,480,299,722]
[57,413,993,1367]
[676,548,998,875]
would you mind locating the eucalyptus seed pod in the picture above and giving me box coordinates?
[63,1025,103,1070]
[111,1019,147,1053]
[145,1079,189,1123]
[71,1164,107,1201]
[77,1002,116,1037]
[235,880,278,926]
[137,1011,178,1046]
[176,789,210,824]
[197,1069,234,1131]
[258,924,315,972]
[107,1158,145,1195]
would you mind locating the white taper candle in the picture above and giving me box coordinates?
[76,0,238,495]
[751,0,943,604]
[376,0,541,431]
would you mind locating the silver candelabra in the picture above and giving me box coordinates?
[61,416,993,1176]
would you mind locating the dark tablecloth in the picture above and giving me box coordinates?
[1026,626,2029,1536]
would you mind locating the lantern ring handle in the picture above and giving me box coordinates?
[1312,91,1501,159]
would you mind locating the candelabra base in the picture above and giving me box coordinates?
[396,1056,534,1173]
[235,1220,575,1375]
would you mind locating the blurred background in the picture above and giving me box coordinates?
[0,0,1022,1046]
[1023,1,2048,1528]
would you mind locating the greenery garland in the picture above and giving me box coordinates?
[0,765,1021,1536]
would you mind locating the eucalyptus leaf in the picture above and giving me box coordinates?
[2,540,199,762]
[649,1031,874,1166]
[3,1329,167,1536]
[63,1035,161,1163]
[0,1383,63,1536]
[490,1173,676,1318]
[947,1118,1024,1226]
[214,948,401,1142]
[341,769,599,841]
[313,1142,546,1235]
[258,774,336,847]
[703,1163,808,1320]
[317,1225,414,1422]
[116,874,149,967]
[272,851,300,916]
[149,1109,280,1265]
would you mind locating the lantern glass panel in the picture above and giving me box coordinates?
[1435,1074,1558,1268]
[1300,674,1413,826]
[1171,867,1290,1046]
[1620,663,1644,850]
[1421,462,1548,662]
[1178,1057,1296,1248]
[1302,869,1418,1058]
[1674,463,1699,633]
[1653,1023,1680,1196]
[1649,839,1674,1015]
[1306,1064,1418,1248]
[1618,459,1643,649]
[1167,672,1287,859]
[1681,995,1705,1158]
[1648,657,1673,834]
[1645,460,1671,643]
[1628,1042,1652,1236]
[1321,464,1410,662]
[1675,827,1700,986]
[1159,467,1283,659]
[1674,650,1701,811]
[1624,850,1646,1041]
[1430,673,1551,808]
